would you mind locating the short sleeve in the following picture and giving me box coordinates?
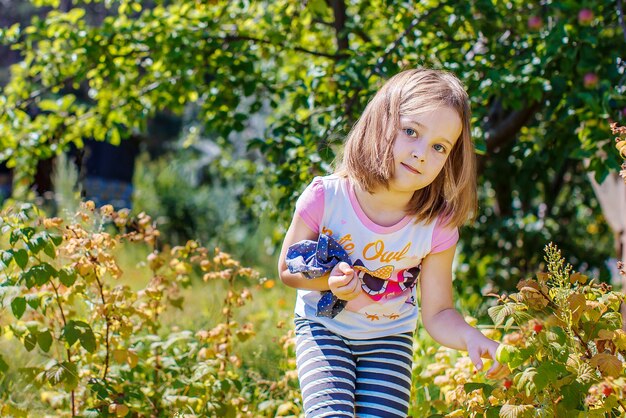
[295,177,325,234]
[431,215,459,254]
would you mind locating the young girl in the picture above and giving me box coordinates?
[278,68,507,417]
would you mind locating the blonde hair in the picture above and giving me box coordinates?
[335,68,477,228]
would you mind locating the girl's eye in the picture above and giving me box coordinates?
[404,128,418,137]
[433,144,447,153]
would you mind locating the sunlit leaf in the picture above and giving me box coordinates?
[499,403,534,418]
[0,355,8,374]
[11,297,26,319]
[589,353,622,378]
[24,333,37,352]
[13,249,28,269]
[37,330,53,352]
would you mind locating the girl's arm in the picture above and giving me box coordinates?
[277,214,331,291]
[419,245,507,378]
[277,214,362,299]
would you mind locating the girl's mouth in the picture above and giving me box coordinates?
[401,163,421,175]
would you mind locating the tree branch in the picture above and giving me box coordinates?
[91,259,111,381]
[546,159,571,217]
[329,0,349,51]
[221,34,346,59]
[312,18,333,27]
[485,103,541,153]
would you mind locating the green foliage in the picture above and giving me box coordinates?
[132,151,250,247]
[51,151,82,217]
[0,202,300,416]
[1,0,623,297]
[418,243,626,417]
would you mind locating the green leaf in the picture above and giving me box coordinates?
[63,320,96,352]
[29,263,57,286]
[20,227,35,240]
[62,322,80,347]
[38,99,60,112]
[17,366,43,386]
[485,407,500,418]
[560,383,585,410]
[61,361,78,390]
[11,297,27,319]
[510,347,533,369]
[0,250,13,269]
[43,241,56,259]
[10,230,21,246]
[45,362,66,386]
[216,403,237,418]
[88,378,114,400]
[534,361,568,391]
[66,8,86,23]
[83,409,102,418]
[58,268,77,287]
[49,234,63,246]
[495,344,519,364]
[19,269,36,289]
[79,326,97,353]
[27,235,47,255]
[38,330,53,352]
[488,303,525,327]
[516,367,537,396]
[0,355,8,374]
[24,333,37,352]
[25,321,40,334]
[13,249,29,269]
[25,293,40,309]
[464,382,494,397]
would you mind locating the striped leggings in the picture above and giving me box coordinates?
[294,316,414,417]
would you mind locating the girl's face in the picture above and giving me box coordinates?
[389,106,462,194]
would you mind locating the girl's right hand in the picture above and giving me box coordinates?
[328,262,362,301]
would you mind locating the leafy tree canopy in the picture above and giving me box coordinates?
[1,0,624,292]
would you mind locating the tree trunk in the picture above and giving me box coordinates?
[586,171,626,329]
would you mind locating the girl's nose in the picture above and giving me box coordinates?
[411,150,425,162]
[411,139,428,162]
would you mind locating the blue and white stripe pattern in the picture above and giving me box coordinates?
[294,316,413,417]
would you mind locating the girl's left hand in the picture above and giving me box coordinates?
[464,331,510,380]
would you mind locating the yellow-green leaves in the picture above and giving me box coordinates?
[11,296,27,319]
[62,320,96,353]
[0,23,21,43]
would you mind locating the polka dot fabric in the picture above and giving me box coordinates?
[286,234,351,318]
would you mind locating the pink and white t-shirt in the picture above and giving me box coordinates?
[293,175,459,339]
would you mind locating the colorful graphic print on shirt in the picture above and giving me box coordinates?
[353,259,420,301]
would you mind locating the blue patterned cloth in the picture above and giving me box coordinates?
[286,234,351,318]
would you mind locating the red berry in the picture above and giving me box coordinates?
[504,379,513,390]
[578,8,594,25]
[528,16,542,30]
[602,385,613,397]
[533,323,543,333]
[584,73,599,88]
